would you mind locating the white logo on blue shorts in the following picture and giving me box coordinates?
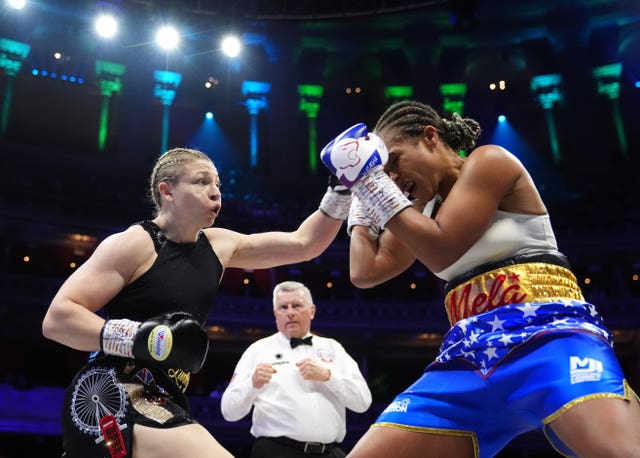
[570,356,603,384]
[382,398,411,414]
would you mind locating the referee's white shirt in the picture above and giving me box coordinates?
[220,332,372,443]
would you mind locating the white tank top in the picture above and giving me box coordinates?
[433,208,558,281]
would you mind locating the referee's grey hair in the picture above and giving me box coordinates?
[272,281,314,309]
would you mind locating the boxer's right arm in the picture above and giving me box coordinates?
[42,227,151,351]
[101,312,209,373]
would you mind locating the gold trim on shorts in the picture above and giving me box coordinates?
[445,262,584,325]
[541,380,639,457]
[373,422,479,458]
[542,379,635,425]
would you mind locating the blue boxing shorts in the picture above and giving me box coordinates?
[374,332,635,458]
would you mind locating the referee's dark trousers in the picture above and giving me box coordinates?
[251,437,347,458]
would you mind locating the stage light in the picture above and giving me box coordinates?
[53,52,62,60]
[155,26,179,50]
[220,35,241,58]
[205,111,213,120]
[95,14,118,39]
[635,81,640,88]
[498,115,506,122]
[489,82,496,90]
[8,0,26,10]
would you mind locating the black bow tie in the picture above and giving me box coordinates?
[290,336,313,349]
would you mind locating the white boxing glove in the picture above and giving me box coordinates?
[320,123,388,188]
[321,123,411,228]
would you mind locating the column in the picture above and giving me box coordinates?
[297,84,323,173]
[242,80,271,169]
[95,60,125,152]
[153,70,182,154]
[0,38,30,137]
[530,74,563,163]
[592,63,628,158]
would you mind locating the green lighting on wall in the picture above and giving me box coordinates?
[385,85,413,101]
[298,84,324,172]
[592,63,622,100]
[95,60,126,152]
[440,83,466,115]
[96,60,125,96]
[530,74,563,162]
[530,74,563,110]
[592,63,627,158]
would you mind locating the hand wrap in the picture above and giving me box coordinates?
[347,195,381,239]
[318,175,352,220]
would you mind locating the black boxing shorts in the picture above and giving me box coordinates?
[61,355,197,458]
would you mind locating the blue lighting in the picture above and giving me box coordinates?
[31,69,38,75]
[61,74,67,80]
[242,80,271,97]
[41,70,48,76]
[189,112,238,173]
[488,114,570,199]
[205,111,213,120]
[69,76,76,82]
[498,115,506,123]
[50,72,57,78]
[635,81,640,88]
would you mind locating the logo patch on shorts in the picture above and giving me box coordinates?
[570,356,603,384]
[382,398,411,414]
[147,325,173,361]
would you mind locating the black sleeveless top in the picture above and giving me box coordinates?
[103,221,223,325]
